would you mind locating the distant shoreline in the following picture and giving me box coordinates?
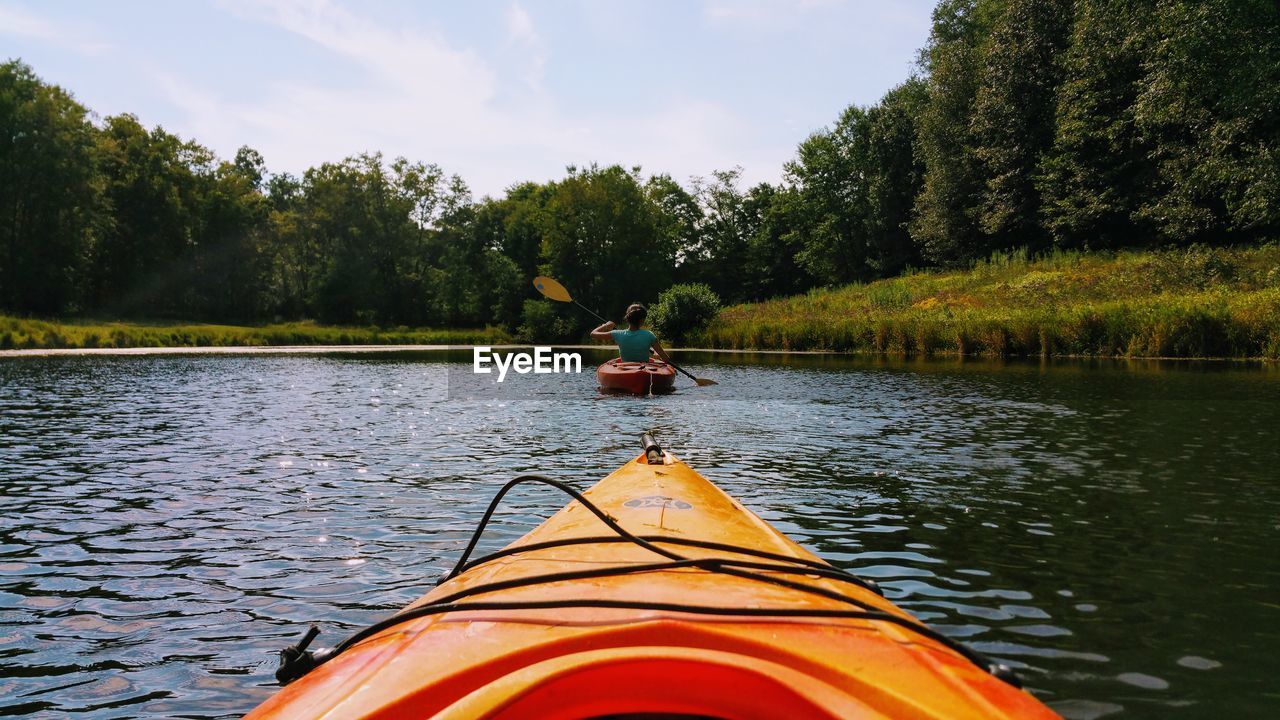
[0,316,507,354]
[0,344,844,358]
[2,344,1273,363]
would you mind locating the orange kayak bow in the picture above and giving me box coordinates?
[246,435,1058,719]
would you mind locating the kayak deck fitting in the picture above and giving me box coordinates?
[247,434,1058,719]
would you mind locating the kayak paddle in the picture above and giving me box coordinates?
[532,276,609,324]
[668,361,718,387]
[531,276,718,387]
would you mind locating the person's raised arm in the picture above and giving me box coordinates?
[590,321,617,342]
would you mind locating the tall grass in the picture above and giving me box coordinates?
[0,318,508,351]
[697,245,1280,359]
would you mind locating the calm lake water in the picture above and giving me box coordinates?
[1,350,1277,718]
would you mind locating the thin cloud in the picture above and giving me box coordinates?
[504,1,546,93]
[0,3,111,54]
[204,0,760,195]
[219,0,495,106]
[703,0,842,27]
[5,1,929,196]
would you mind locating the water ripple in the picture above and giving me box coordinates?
[1,353,1277,718]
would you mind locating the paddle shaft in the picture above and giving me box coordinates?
[576,300,609,325]
[666,359,700,383]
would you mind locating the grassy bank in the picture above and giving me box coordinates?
[0,317,508,350]
[697,246,1280,359]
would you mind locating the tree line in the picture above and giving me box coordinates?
[2,0,1276,337]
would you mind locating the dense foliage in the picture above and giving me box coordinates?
[1,0,1276,338]
[650,283,722,344]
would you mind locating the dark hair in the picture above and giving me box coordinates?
[624,303,647,326]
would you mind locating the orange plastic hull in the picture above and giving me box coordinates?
[596,358,676,394]
[245,453,1059,719]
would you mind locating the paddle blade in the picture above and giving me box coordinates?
[695,378,718,386]
[532,276,572,302]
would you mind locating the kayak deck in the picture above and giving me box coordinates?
[596,358,676,394]
[246,441,1057,719]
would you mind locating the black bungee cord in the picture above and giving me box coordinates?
[275,473,1022,688]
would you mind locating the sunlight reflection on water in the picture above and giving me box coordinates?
[0,352,1277,718]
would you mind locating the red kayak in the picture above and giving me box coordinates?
[597,358,676,394]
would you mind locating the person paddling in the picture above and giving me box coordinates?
[591,303,675,365]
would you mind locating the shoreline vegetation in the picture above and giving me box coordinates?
[6,247,1278,360]
[695,246,1280,360]
[6,3,1280,344]
[6,5,1279,350]
[0,318,507,351]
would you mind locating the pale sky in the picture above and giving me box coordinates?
[2,0,934,197]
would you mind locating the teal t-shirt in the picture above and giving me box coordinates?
[611,328,656,362]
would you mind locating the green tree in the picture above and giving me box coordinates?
[970,0,1073,251]
[742,183,811,300]
[862,79,929,276]
[93,114,211,316]
[1133,0,1280,243]
[911,0,1004,264]
[0,60,103,314]
[482,250,524,331]
[461,182,556,330]
[497,182,553,279]
[407,168,472,325]
[786,109,873,285]
[263,171,312,318]
[645,173,703,281]
[189,151,271,321]
[690,169,753,299]
[233,146,266,190]
[538,165,675,323]
[297,155,404,323]
[285,154,470,325]
[783,78,926,285]
[1037,0,1158,250]
[650,282,721,343]
[467,196,528,329]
